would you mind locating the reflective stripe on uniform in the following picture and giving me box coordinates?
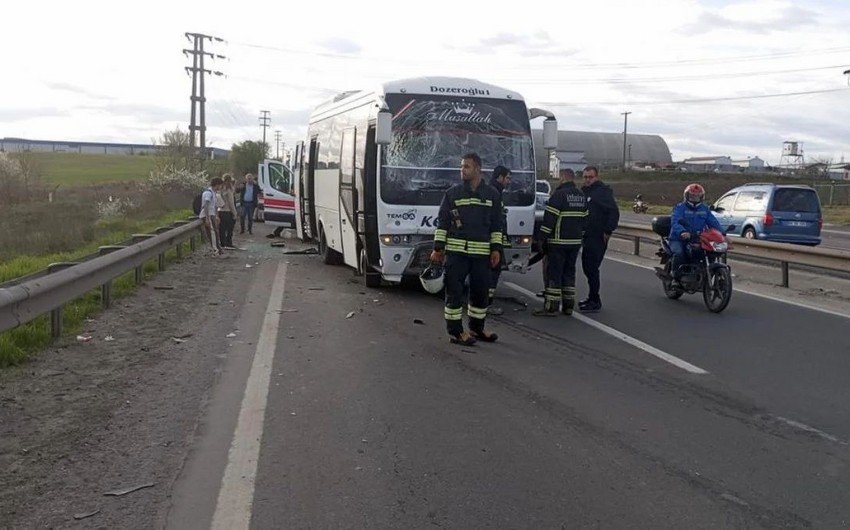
[545,287,561,302]
[467,304,488,320]
[454,198,493,207]
[434,228,448,243]
[490,231,503,244]
[548,238,582,246]
[444,306,463,321]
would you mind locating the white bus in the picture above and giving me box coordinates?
[292,76,558,287]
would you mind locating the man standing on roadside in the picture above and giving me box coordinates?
[200,176,224,255]
[430,153,503,346]
[579,166,619,312]
[487,165,511,315]
[236,173,262,235]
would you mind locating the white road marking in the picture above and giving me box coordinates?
[772,416,848,446]
[603,255,850,320]
[503,282,709,375]
[211,263,287,530]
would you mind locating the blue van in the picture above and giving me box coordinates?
[711,183,822,245]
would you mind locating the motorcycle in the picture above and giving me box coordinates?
[651,216,735,313]
[632,195,649,214]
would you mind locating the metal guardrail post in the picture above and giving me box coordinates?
[173,221,188,259]
[131,234,155,284]
[98,246,126,308]
[190,235,196,252]
[633,237,640,256]
[46,262,79,339]
[154,227,170,271]
[781,262,790,288]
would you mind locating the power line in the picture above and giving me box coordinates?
[537,87,849,107]
[229,39,850,71]
[507,64,850,86]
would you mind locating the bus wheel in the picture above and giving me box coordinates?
[319,227,340,265]
[360,248,381,288]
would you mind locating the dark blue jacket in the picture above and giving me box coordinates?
[670,202,724,240]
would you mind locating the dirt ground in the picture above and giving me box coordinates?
[0,227,300,529]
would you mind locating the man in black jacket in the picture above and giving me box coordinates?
[430,153,503,346]
[534,168,587,316]
[487,165,511,315]
[579,166,619,312]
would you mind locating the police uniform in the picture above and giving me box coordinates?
[581,180,619,308]
[433,181,503,337]
[539,181,587,314]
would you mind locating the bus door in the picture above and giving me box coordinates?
[258,160,296,228]
[300,139,318,241]
[339,127,359,269]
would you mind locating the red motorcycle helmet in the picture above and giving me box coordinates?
[683,183,705,206]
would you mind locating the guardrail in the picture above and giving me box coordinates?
[0,219,203,338]
[614,221,850,288]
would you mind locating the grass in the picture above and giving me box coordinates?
[0,208,193,278]
[14,152,157,187]
[0,207,194,367]
[823,206,850,226]
[0,242,186,367]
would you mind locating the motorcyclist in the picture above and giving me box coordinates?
[669,183,724,287]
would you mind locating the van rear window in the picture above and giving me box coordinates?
[772,189,820,213]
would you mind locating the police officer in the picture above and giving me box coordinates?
[487,165,511,315]
[579,166,619,312]
[430,153,503,346]
[534,168,587,316]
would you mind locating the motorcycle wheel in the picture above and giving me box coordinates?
[703,267,732,313]
[632,205,640,213]
[662,263,684,300]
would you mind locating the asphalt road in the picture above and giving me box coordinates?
[620,210,850,250]
[169,249,850,528]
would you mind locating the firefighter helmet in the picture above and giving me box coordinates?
[420,263,445,294]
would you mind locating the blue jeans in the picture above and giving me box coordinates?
[669,239,687,278]
[240,202,256,233]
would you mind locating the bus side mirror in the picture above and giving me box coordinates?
[543,118,558,150]
[376,110,392,146]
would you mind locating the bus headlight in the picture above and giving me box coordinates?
[380,234,414,246]
[510,235,533,246]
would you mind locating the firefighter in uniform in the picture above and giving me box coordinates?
[430,153,503,346]
[534,167,587,316]
[487,165,511,315]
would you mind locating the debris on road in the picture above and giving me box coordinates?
[103,482,155,497]
[282,248,319,255]
[153,286,175,291]
[226,332,237,338]
[308,287,325,291]
[73,509,101,521]
[75,335,92,343]
[104,336,115,342]
[270,241,286,247]
[171,337,187,344]
[276,309,298,313]
[345,311,355,319]
[173,333,193,339]
[413,319,425,325]
[245,264,253,269]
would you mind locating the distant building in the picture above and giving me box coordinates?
[533,130,672,172]
[731,156,766,172]
[680,156,733,172]
[549,150,588,177]
[0,137,229,159]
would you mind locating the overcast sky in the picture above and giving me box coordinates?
[2,0,849,165]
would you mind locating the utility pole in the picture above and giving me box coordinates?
[259,111,271,158]
[184,32,225,168]
[274,129,282,160]
[621,111,631,172]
